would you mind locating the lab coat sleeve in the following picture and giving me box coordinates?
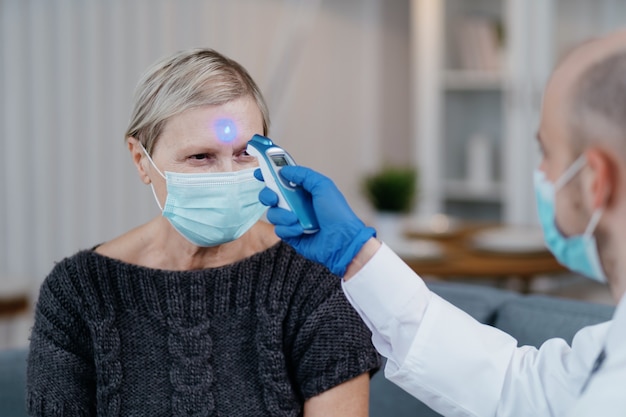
[569,299,626,417]
[342,243,610,417]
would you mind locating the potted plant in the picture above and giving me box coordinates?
[362,166,418,242]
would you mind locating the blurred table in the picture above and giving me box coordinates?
[0,296,29,318]
[398,222,567,293]
[0,278,31,349]
[0,277,30,319]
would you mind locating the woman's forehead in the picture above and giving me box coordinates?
[158,99,263,147]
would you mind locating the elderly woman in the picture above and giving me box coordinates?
[26,49,380,416]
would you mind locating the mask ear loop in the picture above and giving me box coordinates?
[553,153,603,237]
[140,143,166,212]
[554,154,587,190]
[584,208,603,237]
[149,184,164,212]
[140,144,166,179]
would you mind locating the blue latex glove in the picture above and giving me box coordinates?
[255,166,376,276]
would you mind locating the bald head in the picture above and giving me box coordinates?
[551,29,626,154]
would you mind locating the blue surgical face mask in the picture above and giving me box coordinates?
[142,145,266,247]
[534,155,606,282]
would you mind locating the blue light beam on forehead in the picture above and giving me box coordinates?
[214,118,237,143]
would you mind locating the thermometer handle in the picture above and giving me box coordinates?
[247,135,319,234]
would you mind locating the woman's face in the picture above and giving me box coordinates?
[150,95,264,174]
[141,95,265,209]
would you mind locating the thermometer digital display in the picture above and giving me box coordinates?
[247,134,319,234]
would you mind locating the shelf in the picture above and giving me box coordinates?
[443,70,505,91]
[413,0,555,224]
[444,179,503,202]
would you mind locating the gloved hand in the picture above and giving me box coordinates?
[255,166,376,276]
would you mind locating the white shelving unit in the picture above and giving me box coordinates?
[443,70,504,91]
[411,0,626,225]
[411,0,553,224]
[444,179,502,203]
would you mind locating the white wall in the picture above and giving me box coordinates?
[0,0,412,286]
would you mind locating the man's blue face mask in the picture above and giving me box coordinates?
[534,155,607,282]
[141,145,266,247]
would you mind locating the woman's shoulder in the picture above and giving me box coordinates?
[268,242,340,291]
[35,249,105,316]
[48,249,100,276]
[43,248,117,291]
[272,241,334,275]
[263,242,345,314]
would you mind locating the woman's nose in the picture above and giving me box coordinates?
[215,158,234,172]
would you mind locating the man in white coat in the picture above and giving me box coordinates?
[258,29,626,416]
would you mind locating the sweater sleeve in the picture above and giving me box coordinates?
[288,269,382,400]
[27,260,97,417]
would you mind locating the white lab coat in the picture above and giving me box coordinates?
[342,243,626,417]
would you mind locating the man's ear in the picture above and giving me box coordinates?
[585,147,617,210]
[127,137,151,184]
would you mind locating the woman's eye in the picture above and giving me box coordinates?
[236,149,254,159]
[190,153,210,160]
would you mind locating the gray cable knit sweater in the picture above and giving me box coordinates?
[26,241,380,416]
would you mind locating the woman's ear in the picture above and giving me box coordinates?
[127,137,151,184]
[585,147,616,210]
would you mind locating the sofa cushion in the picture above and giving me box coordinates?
[0,348,28,417]
[494,295,614,347]
[370,361,436,417]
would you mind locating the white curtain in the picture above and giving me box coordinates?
[0,0,410,287]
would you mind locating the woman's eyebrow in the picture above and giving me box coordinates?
[177,140,219,151]
[234,143,249,153]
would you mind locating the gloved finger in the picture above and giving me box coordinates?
[278,166,313,186]
[259,187,279,207]
[253,168,264,182]
[275,223,305,239]
[266,207,300,227]
[279,166,334,195]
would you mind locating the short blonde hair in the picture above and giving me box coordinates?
[125,48,270,154]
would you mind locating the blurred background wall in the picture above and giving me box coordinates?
[0,0,626,348]
[0,0,411,287]
[0,0,625,348]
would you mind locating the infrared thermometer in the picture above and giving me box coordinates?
[247,134,319,234]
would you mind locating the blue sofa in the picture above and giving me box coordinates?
[0,282,614,417]
[0,347,28,417]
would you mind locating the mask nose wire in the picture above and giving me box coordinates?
[140,143,166,212]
